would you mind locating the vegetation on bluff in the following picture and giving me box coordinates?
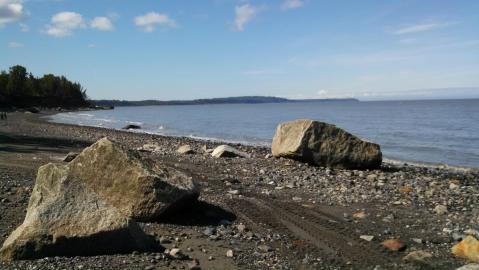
[0,65,90,109]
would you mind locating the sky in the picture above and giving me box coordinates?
[1,0,479,101]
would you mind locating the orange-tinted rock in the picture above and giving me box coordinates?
[452,236,479,262]
[399,186,413,193]
[382,239,406,251]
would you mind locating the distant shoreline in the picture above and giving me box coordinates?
[93,96,359,107]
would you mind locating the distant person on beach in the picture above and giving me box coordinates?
[0,112,5,120]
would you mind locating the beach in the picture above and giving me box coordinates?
[1,111,478,270]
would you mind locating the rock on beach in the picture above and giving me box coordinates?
[0,137,202,261]
[271,119,382,169]
[68,138,199,221]
[211,145,250,158]
[0,163,157,261]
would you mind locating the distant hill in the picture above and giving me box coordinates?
[94,96,359,107]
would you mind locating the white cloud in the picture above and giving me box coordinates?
[134,12,176,32]
[0,0,23,26]
[90,16,113,31]
[8,41,23,48]
[234,4,258,31]
[45,11,85,37]
[281,0,304,10]
[19,22,28,32]
[394,22,457,35]
[317,89,328,96]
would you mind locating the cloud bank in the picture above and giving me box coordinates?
[90,16,113,31]
[234,4,258,31]
[45,11,85,37]
[134,12,176,32]
[281,0,304,10]
[0,0,23,26]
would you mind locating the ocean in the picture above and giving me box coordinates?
[47,99,479,168]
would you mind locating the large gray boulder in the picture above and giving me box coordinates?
[271,119,382,169]
[68,138,200,221]
[0,163,157,261]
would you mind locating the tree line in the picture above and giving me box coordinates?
[0,65,90,109]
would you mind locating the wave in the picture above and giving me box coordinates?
[383,158,478,171]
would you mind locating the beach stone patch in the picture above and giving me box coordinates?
[271,119,382,169]
[67,138,200,221]
[0,163,158,261]
[211,145,250,158]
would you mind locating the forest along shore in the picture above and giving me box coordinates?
[0,111,478,270]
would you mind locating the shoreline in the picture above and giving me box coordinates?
[1,111,479,269]
[44,110,479,172]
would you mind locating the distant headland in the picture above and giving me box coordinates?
[93,96,359,107]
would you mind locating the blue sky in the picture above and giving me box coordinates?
[1,0,478,100]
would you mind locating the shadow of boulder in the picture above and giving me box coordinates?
[156,200,236,227]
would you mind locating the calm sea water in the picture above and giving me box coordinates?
[48,99,479,168]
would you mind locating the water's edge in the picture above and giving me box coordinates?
[44,113,478,172]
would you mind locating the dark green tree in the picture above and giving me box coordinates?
[0,65,90,108]
[6,65,28,96]
[0,71,8,97]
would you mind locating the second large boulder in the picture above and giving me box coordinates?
[271,119,382,169]
[68,138,200,221]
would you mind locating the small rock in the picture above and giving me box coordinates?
[159,236,171,244]
[236,224,246,233]
[177,145,195,155]
[258,245,273,252]
[169,248,185,259]
[452,236,479,263]
[360,235,374,242]
[226,249,234,258]
[449,183,459,190]
[352,211,367,219]
[123,124,141,130]
[381,239,406,251]
[399,186,413,193]
[456,264,479,270]
[211,145,250,158]
[412,238,423,244]
[434,205,448,215]
[187,259,201,270]
[227,190,239,195]
[203,227,216,236]
[402,250,433,263]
